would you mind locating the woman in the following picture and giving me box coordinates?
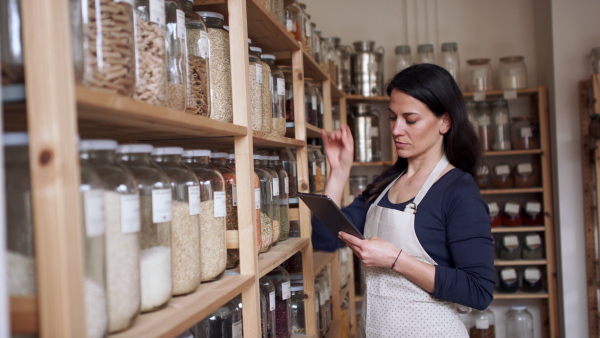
[313,63,495,337]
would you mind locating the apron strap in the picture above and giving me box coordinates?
[413,154,449,206]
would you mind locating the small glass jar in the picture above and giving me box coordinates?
[165,0,188,111]
[522,267,543,293]
[488,202,502,228]
[266,266,292,338]
[416,43,435,64]
[284,0,303,43]
[259,155,281,245]
[313,82,325,129]
[283,252,303,274]
[280,66,295,122]
[259,277,277,338]
[466,101,479,132]
[308,149,317,193]
[289,221,301,238]
[394,45,412,73]
[313,148,327,193]
[523,201,543,226]
[150,147,201,296]
[82,0,136,96]
[290,281,306,334]
[511,117,539,150]
[499,234,521,260]
[503,202,522,226]
[181,150,227,282]
[515,162,537,188]
[262,54,287,136]
[194,299,242,338]
[305,78,318,126]
[182,0,210,116]
[116,144,173,313]
[198,11,233,122]
[133,0,168,106]
[476,165,492,189]
[249,44,264,131]
[523,233,544,260]
[498,267,519,293]
[280,148,298,198]
[505,305,534,337]
[469,308,496,338]
[80,139,141,333]
[1,0,24,85]
[499,56,528,90]
[492,163,513,189]
[591,47,600,74]
[476,101,493,151]
[466,58,493,92]
[349,175,369,202]
[491,99,511,151]
[251,47,273,133]
[254,155,274,252]
[440,42,460,87]
[268,156,291,241]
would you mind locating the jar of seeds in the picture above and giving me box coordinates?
[259,155,281,245]
[165,0,188,111]
[249,41,264,130]
[261,54,287,136]
[250,46,273,133]
[254,154,274,252]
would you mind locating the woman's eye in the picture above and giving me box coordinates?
[406,120,416,125]
[388,116,397,121]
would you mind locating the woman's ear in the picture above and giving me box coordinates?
[440,112,451,135]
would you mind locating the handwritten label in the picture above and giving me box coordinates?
[188,186,200,215]
[214,191,226,217]
[152,189,173,223]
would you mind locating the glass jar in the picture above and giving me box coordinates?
[499,56,528,90]
[503,202,522,226]
[305,78,318,126]
[591,47,600,74]
[298,3,311,52]
[492,163,513,189]
[257,0,271,12]
[289,221,301,237]
[116,144,173,312]
[150,147,201,295]
[283,252,302,273]
[498,267,519,293]
[259,155,281,246]
[511,117,539,150]
[254,155,274,252]
[523,201,543,226]
[198,11,233,122]
[313,148,327,193]
[1,0,24,85]
[499,234,521,260]
[469,308,496,338]
[466,101,478,131]
[440,42,460,87]
[279,148,298,198]
[271,0,285,26]
[324,37,341,82]
[194,299,242,338]
[523,233,544,260]
[266,266,292,338]
[181,150,227,282]
[466,58,493,92]
[315,274,329,335]
[313,29,324,67]
[333,37,352,93]
[259,277,277,338]
[349,176,368,202]
[262,54,287,136]
[259,291,268,338]
[522,267,543,293]
[79,139,141,333]
[249,44,264,131]
[280,66,295,122]
[491,99,511,151]
[181,0,210,116]
[488,202,502,228]
[394,45,412,73]
[251,46,274,133]
[313,82,325,129]
[79,163,109,337]
[515,162,537,188]
[416,43,435,64]
[133,0,168,106]
[476,101,493,151]
[164,0,188,111]
[476,165,492,189]
[268,156,291,241]
[307,149,317,193]
[505,305,534,337]
[82,0,136,96]
[290,281,306,334]
[284,0,303,43]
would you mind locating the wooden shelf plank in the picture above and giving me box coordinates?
[252,130,306,148]
[325,319,341,338]
[258,238,309,277]
[285,123,323,139]
[355,294,364,302]
[10,296,38,334]
[480,187,543,195]
[484,149,543,156]
[494,259,547,266]
[492,226,545,233]
[493,291,549,299]
[463,87,540,99]
[313,251,335,276]
[109,274,254,338]
[289,207,300,221]
[352,161,393,167]
[330,81,345,103]
[346,95,390,102]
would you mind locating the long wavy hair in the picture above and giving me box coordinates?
[363,63,481,204]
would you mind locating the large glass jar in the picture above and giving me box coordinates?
[80,163,109,338]
[505,305,534,338]
[298,3,311,52]
[280,66,295,122]
[498,267,519,293]
[394,45,412,74]
[279,148,298,198]
[151,147,201,295]
[259,291,268,338]
[164,0,188,111]
[82,0,136,96]
[249,44,264,131]
[133,0,168,106]
[313,148,327,193]
[290,281,306,334]
[262,54,287,136]
[71,0,84,82]
[198,11,233,122]
[80,139,141,333]
[259,155,281,246]
[499,234,521,260]
[522,266,543,293]
[499,56,528,90]
[211,152,239,268]
[416,43,435,64]
[251,46,273,133]
[313,82,325,129]
[511,117,539,150]
[324,37,341,83]
[181,150,227,282]
[266,266,292,338]
[523,233,544,260]
[469,308,496,338]
[0,0,24,85]
[284,0,303,43]
[466,58,493,92]
[591,47,600,74]
[440,42,460,87]
[305,78,318,126]
[476,101,493,151]
[259,277,277,338]
[257,0,272,13]
[116,144,172,312]
[271,0,285,25]
[349,103,381,162]
[194,299,243,338]
[255,154,274,252]
[182,0,210,116]
[491,99,511,150]
[268,156,290,241]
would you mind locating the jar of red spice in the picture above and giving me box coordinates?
[511,117,539,150]
[523,201,543,226]
[492,164,513,189]
[503,202,522,226]
[514,162,537,188]
[488,202,502,227]
[476,165,492,189]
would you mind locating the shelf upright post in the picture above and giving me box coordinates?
[330,250,341,321]
[19,0,85,335]
[339,97,351,206]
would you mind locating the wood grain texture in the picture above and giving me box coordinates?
[257,238,309,277]
[10,297,38,334]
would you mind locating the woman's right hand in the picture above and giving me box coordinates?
[322,124,354,177]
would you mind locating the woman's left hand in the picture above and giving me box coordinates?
[338,231,400,268]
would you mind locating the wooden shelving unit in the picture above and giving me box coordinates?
[494,259,548,266]
[491,226,545,233]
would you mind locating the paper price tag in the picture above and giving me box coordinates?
[256,64,263,83]
[477,115,490,126]
[269,76,274,92]
[121,194,140,234]
[311,96,317,110]
[188,186,200,215]
[176,9,186,40]
[84,190,105,237]
[370,126,379,137]
[501,268,517,281]
[152,189,173,223]
[232,320,243,338]
[305,21,311,37]
[199,31,210,59]
[149,0,165,25]
[312,162,317,176]
[277,78,286,96]
[505,202,520,214]
[255,188,261,209]
[488,202,499,215]
[526,201,541,214]
[518,163,533,174]
[284,177,289,194]
[320,290,327,306]
[503,89,517,100]
[495,165,510,176]
[321,162,326,174]
[521,127,533,138]
[282,281,291,300]
[272,178,280,197]
[232,184,237,206]
[525,268,541,282]
[269,291,275,311]
[315,298,319,313]
[473,91,486,102]
[286,19,294,32]
[495,114,508,125]
[526,234,542,247]
[503,235,519,248]
[214,191,226,217]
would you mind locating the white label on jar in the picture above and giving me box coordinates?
[525,268,541,282]
[315,297,319,313]
[473,91,486,102]
[305,21,311,37]
[495,114,509,125]
[255,188,261,209]
[495,164,510,176]
[501,268,517,281]
[272,178,280,197]
[521,127,533,138]
[277,78,286,96]
[149,0,165,26]
[478,165,489,176]
[188,186,200,215]
[312,162,317,176]
[319,290,327,306]
[475,318,490,330]
[488,202,499,215]
[526,201,541,214]
[284,177,289,194]
[518,163,533,174]
[152,189,173,223]
[321,162,326,174]
[121,194,140,234]
[232,320,243,338]
[505,202,520,215]
[214,191,226,217]
[199,31,210,59]
[176,9,186,40]
[503,89,517,100]
[526,234,542,247]
[477,115,490,126]
[232,184,237,206]
[370,126,379,137]
[503,235,519,248]
[115,0,134,6]
[311,95,317,110]
[282,281,291,300]
[286,19,294,32]
[326,286,331,300]
[269,76,273,92]
[269,291,275,311]
[256,64,263,83]
[84,190,105,237]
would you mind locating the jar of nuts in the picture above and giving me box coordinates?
[164,0,188,111]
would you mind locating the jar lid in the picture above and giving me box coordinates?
[79,139,118,151]
[250,46,262,53]
[394,45,411,55]
[228,153,235,159]
[248,38,252,44]
[499,55,524,63]
[417,44,434,53]
[269,156,280,160]
[332,36,341,45]
[253,154,262,160]
[4,132,28,146]
[182,149,211,157]
[196,11,224,20]
[152,147,184,156]
[223,25,229,31]
[115,144,153,154]
[298,2,307,9]
[466,58,491,65]
[488,202,499,217]
[441,42,458,52]
[211,152,228,158]
[261,54,276,60]
[290,284,304,291]
[353,40,376,52]
[516,162,533,175]
[509,304,527,311]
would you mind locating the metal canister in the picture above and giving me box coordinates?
[349,103,381,162]
[332,37,352,93]
[351,41,385,97]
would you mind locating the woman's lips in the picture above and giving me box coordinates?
[395,141,408,147]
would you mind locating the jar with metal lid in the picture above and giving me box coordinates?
[394,45,412,73]
[313,82,325,128]
[499,234,521,260]
[591,47,600,74]
[150,147,201,295]
[82,0,136,96]
[332,37,352,93]
[132,0,168,106]
[80,139,141,333]
[249,43,264,130]
[116,144,173,312]
[491,99,511,150]
[194,299,242,338]
[198,11,233,122]
[503,202,522,226]
[349,103,381,162]
[505,305,534,337]
[466,58,493,92]
[476,165,492,189]
[304,78,318,126]
[290,281,306,334]
[181,149,227,282]
[254,154,274,252]
[476,101,493,151]
[181,0,210,116]
[523,233,544,260]
[416,44,435,64]
[351,40,385,96]
[1,0,24,85]
[466,101,479,132]
[298,3,311,52]
[252,47,274,133]
[492,163,513,189]
[164,0,188,111]
[522,267,543,293]
[440,42,460,86]
[79,162,109,337]
[498,267,519,293]
[499,56,528,90]
[469,308,496,338]
[511,117,539,150]
[268,156,291,241]
[284,0,303,43]
[488,202,502,227]
[280,66,295,122]
[259,277,277,338]
[259,155,281,245]
[262,54,287,136]
[523,201,543,226]
[266,266,292,338]
[279,148,298,198]
[515,162,537,188]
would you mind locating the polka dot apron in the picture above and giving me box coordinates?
[359,155,468,337]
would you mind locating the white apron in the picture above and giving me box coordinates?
[359,155,468,337]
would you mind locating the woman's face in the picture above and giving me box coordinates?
[388,89,450,160]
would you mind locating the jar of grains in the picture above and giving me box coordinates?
[259,276,277,338]
[164,0,188,111]
[254,155,274,252]
[182,150,227,282]
[268,155,290,241]
[505,305,534,337]
[116,144,173,312]
[469,307,496,338]
[476,101,493,151]
[291,280,306,334]
[259,155,281,245]
[79,163,109,338]
[416,43,435,65]
[251,46,273,133]
[298,3,311,52]
[193,299,242,338]
[257,0,271,12]
[272,0,285,25]
[82,0,136,96]
[249,42,264,130]
[181,0,210,116]
[280,66,295,122]
[151,147,201,295]
[279,148,298,198]
[266,266,292,338]
[261,54,287,136]
[132,0,168,106]
[79,139,140,333]
[197,11,233,122]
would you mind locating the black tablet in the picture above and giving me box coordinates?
[298,192,365,243]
